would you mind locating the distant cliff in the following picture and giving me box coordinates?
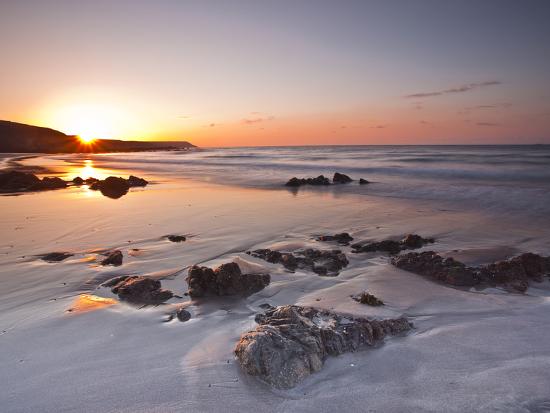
[0,120,195,153]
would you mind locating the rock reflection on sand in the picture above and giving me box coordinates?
[67,294,118,314]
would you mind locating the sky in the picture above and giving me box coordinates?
[1,0,550,146]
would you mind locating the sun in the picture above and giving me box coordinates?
[78,134,96,144]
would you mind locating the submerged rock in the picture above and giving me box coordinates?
[352,292,384,306]
[101,250,123,266]
[40,252,73,262]
[317,232,354,245]
[234,305,411,389]
[110,276,173,304]
[359,178,370,185]
[352,234,434,255]
[247,248,349,276]
[166,235,186,243]
[332,172,353,184]
[186,262,270,298]
[392,251,550,292]
[285,175,331,187]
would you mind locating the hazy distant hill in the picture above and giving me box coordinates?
[0,120,195,153]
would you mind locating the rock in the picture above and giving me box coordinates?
[40,252,73,262]
[393,251,550,292]
[285,175,331,187]
[332,172,352,184]
[101,250,123,266]
[176,308,191,322]
[85,177,99,185]
[167,235,186,242]
[0,171,41,191]
[41,177,67,189]
[90,176,130,199]
[128,175,148,187]
[359,178,370,185]
[352,234,434,255]
[110,276,173,304]
[234,305,411,389]
[392,251,479,286]
[186,262,270,298]
[72,176,84,185]
[353,292,384,306]
[317,232,354,245]
[247,248,349,276]
[0,171,67,192]
[479,253,550,292]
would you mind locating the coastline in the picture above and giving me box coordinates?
[1,151,550,412]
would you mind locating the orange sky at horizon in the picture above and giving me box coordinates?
[2,1,549,147]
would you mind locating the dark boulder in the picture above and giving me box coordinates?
[248,248,349,276]
[332,172,353,184]
[317,232,354,245]
[186,262,270,298]
[40,252,73,262]
[0,171,41,191]
[234,305,411,389]
[110,276,173,305]
[72,176,84,185]
[41,177,67,189]
[352,292,384,306]
[128,175,148,187]
[479,253,550,292]
[352,234,434,255]
[359,178,370,185]
[85,177,99,185]
[101,250,123,266]
[90,176,130,199]
[167,235,186,242]
[176,308,192,322]
[392,251,479,286]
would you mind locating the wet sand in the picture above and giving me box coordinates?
[1,154,550,412]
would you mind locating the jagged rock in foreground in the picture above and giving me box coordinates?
[352,234,434,255]
[186,262,270,298]
[235,305,411,389]
[317,232,353,245]
[392,251,550,292]
[247,248,349,276]
[285,175,330,187]
[0,171,67,193]
[107,275,174,304]
[352,292,384,306]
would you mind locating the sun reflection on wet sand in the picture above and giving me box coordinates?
[66,159,114,181]
[67,294,118,314]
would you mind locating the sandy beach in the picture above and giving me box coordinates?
[1,148,550,412]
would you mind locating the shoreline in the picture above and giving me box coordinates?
[1,150,550,412]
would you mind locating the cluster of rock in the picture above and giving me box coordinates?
[317,232,354,245]
[186,262,270,298]
[352,292,384,306]
[0,170,148,199]
[234,305,411,389]
[247,248,349,276]
[103,275,174,305]
[0,171,67,192]
[352,234,434,255]
[285,172,369,187]
[88,175,148,199]
[392,251,550,292]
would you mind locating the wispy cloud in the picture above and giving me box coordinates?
[476,122,500,127]
[242,115,274,125]
[405,81,501,98]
